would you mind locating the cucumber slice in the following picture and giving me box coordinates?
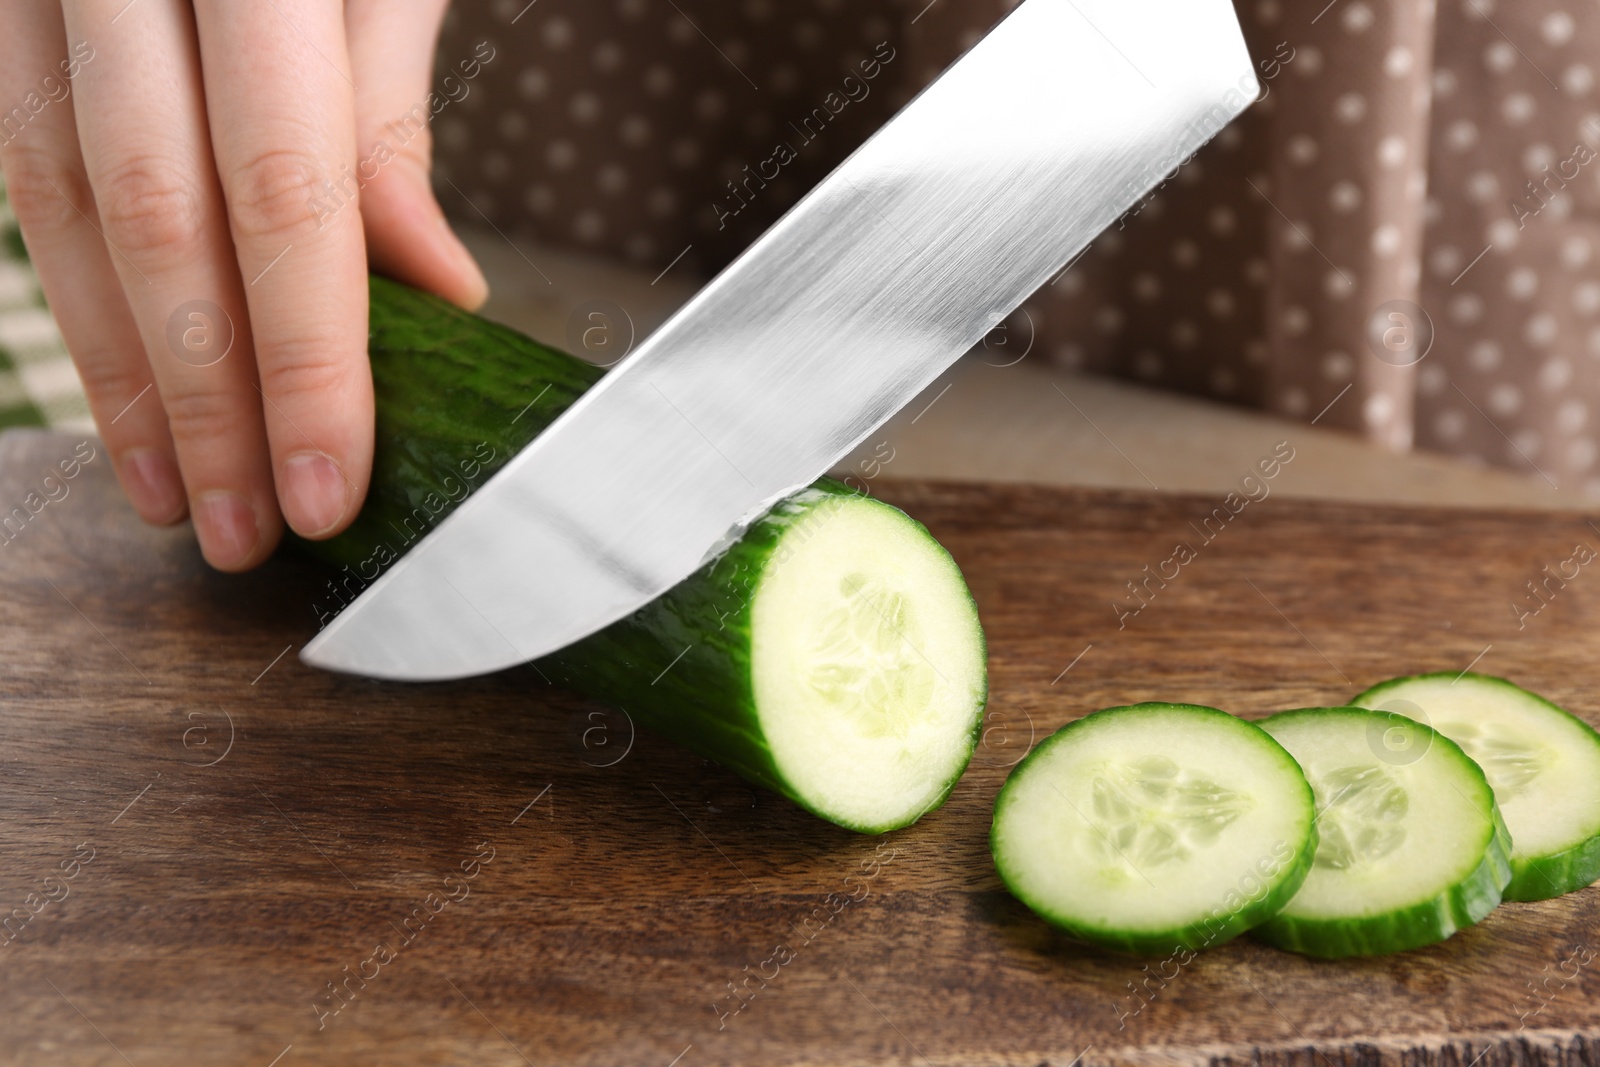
[1255,707,1512,958]
[990,703,1316,955]
[300,277,988,833]
[1353,673,1600,901]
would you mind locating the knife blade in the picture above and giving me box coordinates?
[301,0,1258,680]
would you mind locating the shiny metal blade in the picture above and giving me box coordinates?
[302,0,1257,680]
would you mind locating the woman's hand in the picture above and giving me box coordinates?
[0,0,487,569]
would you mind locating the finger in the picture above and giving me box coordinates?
[61,0,282,569]
[347,0,487,310]
[194,0,372,541]
[0,2,185,524]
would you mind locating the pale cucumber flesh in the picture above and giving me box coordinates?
[1256,707,1511,958]
[990,703,1316,955]
[1354,672,1600,901]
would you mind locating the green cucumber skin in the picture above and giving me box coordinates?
[298,276,604,572]
[1354,671,1600,902]
[301,277,984,834]
[545,479,985,835]
[1254,707,1514,960]
[992,703,1318,957]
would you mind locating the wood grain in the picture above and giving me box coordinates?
[3,427,1600,1067]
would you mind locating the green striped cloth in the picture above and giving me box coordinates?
[0,179,93,431]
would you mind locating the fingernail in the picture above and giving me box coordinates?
[120,448,186,523]
[282,452,349,536]
[193,491,260,569]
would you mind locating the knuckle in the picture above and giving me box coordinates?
[95,154,208,261]
[257,337,354,403]
[160,387,243,449]
[73,356,150,409]
[223,147,326,242]
[1,144,90,238]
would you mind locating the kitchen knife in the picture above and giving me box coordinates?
[302,0,1259,680]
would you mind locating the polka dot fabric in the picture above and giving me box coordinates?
[429,0,1600,489]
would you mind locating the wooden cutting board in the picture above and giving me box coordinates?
[5,427,1600,1067]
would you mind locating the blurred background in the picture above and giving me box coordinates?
[3,0,1596,508]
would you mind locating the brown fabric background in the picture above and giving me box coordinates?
[431,0,1600,494]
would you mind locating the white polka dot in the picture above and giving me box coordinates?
[1431,246,1463,278]
[1466,170,1499,202]
[1464,0,1495,17]
[1364,392,1396,427]
[1283,220,1314,252]
[1434,67,1458,97]
[620,115,651,147]
[1451,293,1484,323]
[1372,224,1402,256]
[1562,237,1592,269]
[1280,387,1308,416]
[542,16,575,48]
[1246,339,1269,365]
[1281,306,1310,335]
[1207,289,1235,317]
[482,152,510,181]
[647,187,677,217]
[1470,340,1503,370]
[1543,11,1576,46]
[625,233,654,262]
[594,41,624,72]
[1245,258,1269,286]
[1507,267,1539,299]
[1526,313,1560,346]
[598,164,629,194]
[1296,46,1324,77]
[573,210,604,242]
[1446,119,1478,151]
[1135,350,1163,379]
[1511,429,1543,461]
[1170,320,1199,349]
[1541,356,1574,390]
[1523,143,1557,172]
[1559,398,1589,433]
[1489,382,1522,415]
[1287,135,1320,165]
[1258,0,1281,22]
[644,65,674,95]
[1385,46,1414,77]
[1419,362,1448,396]
[1322,350,1354,381]
[1209,206,1236,235]
[1218,126,1245,150]
[1341,2,1375,32]
[1564,64,1594,95]
[1096,306,1124,334]
[524,184,556,214]
[1485,41,1517,74]
[1133,273,1161,301]
[1575,281,1600,314]
[1435,409,1467,441]
[545,139,578,170]
[498,112,528,141]
[1503,93,1537,125]
[671,138,700,168]
[1489,218,1521,248]
[1335,92,1367,123]
[518,67,551,99]
[1325,269,1354,298]
[569,92,602,123]
[1171,240,1200,268]
[1330,180,1363,212]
